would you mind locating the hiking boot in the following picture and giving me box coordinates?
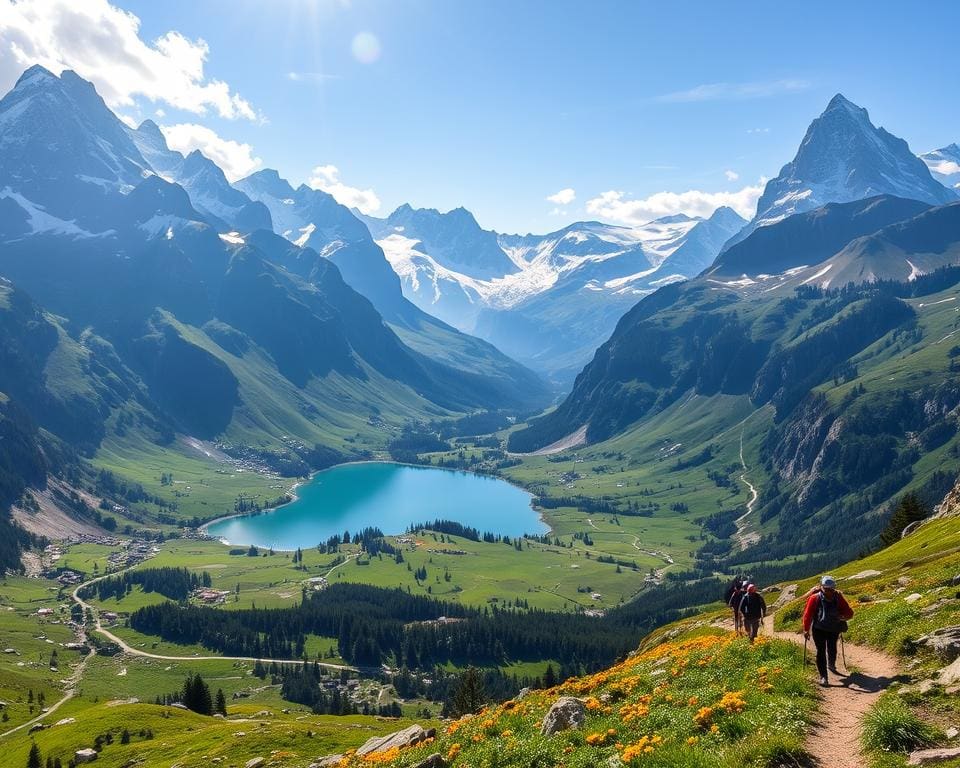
[818,676,828,686]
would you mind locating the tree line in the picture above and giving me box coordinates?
[78,566,212,602]
[129,576,710,672]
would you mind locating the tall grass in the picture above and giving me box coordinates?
[861,694,940,754]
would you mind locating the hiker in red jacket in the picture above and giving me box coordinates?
[802,575,854,686]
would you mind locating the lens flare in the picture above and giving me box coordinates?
[351,31,381,64]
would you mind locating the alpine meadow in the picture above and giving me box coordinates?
[3,3,960,768]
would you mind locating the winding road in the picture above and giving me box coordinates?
[68,568,358,672]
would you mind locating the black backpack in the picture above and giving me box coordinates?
[740,593,764,619]
[814,592,848,633]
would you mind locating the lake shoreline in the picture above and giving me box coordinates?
[201,459,549,550]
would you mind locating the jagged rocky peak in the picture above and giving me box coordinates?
[729,93,956,247]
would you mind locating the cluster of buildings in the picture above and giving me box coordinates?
[107,540,160,570]
[56,570,83,587]
[192,588,232,605]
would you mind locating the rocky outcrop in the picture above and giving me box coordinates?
[934,478,960,520]
[541,696,586,735]
[74,750,98,764]
[847,569,883,581]
[917,626,960,662]
[356,725,436,756]
[311,757,344,768]
[772,584,798,610]
[938,656,960,686]
[245,759,266,768]
[412,755,447,768]
[907,746,960,765]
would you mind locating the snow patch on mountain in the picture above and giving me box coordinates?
[0,188,95,238]
[921,144,960,190]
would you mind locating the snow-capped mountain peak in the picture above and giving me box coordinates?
[366,204,518,280]
[366,202,744,337]
[730,93,957,247]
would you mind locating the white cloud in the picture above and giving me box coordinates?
[546,187,576,206]
[0,0,259,120]
[307,164,381,214]
[161,123,262,181]
[548,207,568,217]
[585,179,767,225]
[747,127,770,134]
[658,79,810,103]
[724,170,739,181]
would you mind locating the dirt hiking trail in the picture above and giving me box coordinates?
[762,615,903,768]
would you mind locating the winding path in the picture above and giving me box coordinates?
[0,647,94,740]
[733,429,760,550]
[762,615,902,768]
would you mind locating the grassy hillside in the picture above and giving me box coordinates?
[501,269,960,582]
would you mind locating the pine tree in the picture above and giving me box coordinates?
[27,743,42,768]
[450,667,486,717]
[543,663,557,688]
[120,728,131,744]
[215,688,227,716]
[880,492,928,546]
[182,673,213,715]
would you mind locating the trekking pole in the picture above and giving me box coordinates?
[803,635,808,667]
[840,633,847,671]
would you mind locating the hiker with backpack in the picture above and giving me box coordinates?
[738,583,766,643]
[801,575,854,686]
[725,576,744,634]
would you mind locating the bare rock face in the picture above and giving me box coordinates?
[356,725,436,756]
[74,750,98,764]
[245,759,266,768]
[541,696,586,735]
[918,626,960,661]
[907,746,960,765]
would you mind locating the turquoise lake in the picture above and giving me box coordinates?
[205,462,547,550]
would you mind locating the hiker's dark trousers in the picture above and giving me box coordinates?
[812,628,839,677]
[744,617,761,642]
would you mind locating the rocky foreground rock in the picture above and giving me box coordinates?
[540,696,586,735]
[908,746,960,765]
[917,626,960,661]
[357,724,437,756]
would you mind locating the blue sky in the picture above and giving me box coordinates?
[2,0,960,233]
